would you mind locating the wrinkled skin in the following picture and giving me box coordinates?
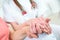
[23,17,51,38]
[10,17,52,40]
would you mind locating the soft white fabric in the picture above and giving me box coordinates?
[24,33,56,40]
[3,0,58,40]
[34,0,60,17]
[3,0,37,24]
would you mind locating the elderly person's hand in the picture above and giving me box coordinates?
[37,17,51,34]
[23,17,51,38]
[10,26,38,40]
[10,17,52,40]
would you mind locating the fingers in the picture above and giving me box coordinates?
[46,24,52,34]
[37,18,51,34]
[26,19,40,38]
[44,22,52,34]
[25,22,37,38]
[36,23,42,34]
[39,24,49,34]
[26,30,38,38]
[30,33,38,38]
[38,17,50,23]
[38,17,52,34]
[42,23,52,34]
[29,21,36,33]
[43,27,49,34]
[25,17,51,36]
[23,19,37,34]
[31,22,36,33]
[29,19,38,33]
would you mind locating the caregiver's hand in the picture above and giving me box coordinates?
[23,17,52,37]
[10,26,27,40]
[37,17,51,34]
[11,26,38,40]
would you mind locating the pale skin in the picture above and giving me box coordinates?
[9,17,51,40]
[10,26,38,40]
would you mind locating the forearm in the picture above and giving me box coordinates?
[7,22,20,31]
[11,26,29,40]
[9,22,28,31]
[10,23,20,31]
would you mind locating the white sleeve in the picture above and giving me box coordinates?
[48,0,60,14]
[37,1,52,18]
[3,2,16,22]
[37,0,60,18]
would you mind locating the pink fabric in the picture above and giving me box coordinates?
[0,18,9,40]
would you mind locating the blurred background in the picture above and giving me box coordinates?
[0,0,60,40]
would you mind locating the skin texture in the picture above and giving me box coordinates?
[10,26,38,40]
[10,17,51,40]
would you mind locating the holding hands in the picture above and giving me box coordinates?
[11,17,52,40]
[23,17,51,38]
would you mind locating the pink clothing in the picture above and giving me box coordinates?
[0,18,9,40]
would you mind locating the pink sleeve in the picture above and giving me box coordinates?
[0,17,9,40]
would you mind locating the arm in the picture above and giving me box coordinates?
[7,22,26,31]
[9,22,37,40]
[8,22,20,31]
[9,22,27,40]
[8,18,40,40]
[10,26,28,40]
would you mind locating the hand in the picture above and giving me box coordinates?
[10,26,37,40]
[20,19,38,38]
[10,26,28,40]
[23,17,52,38]
[37,17,51,34]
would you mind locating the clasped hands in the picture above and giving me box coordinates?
[11,17,52,40]
[22,17,51,38]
